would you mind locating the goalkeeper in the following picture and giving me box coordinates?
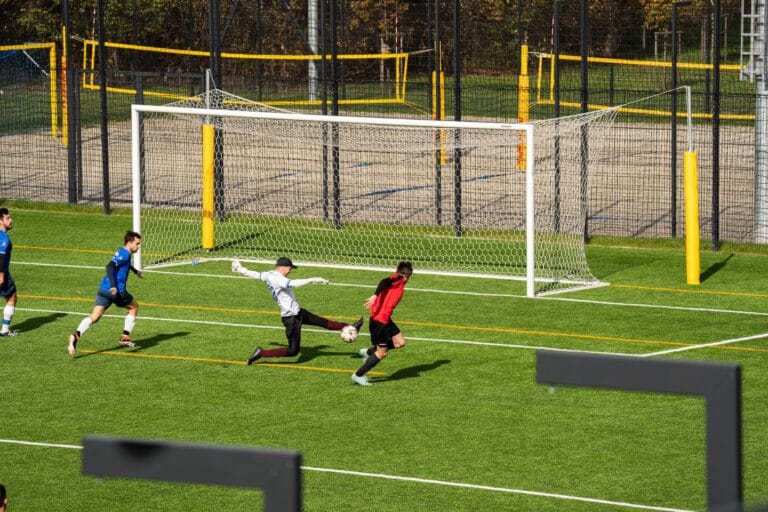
[233,257,363,364]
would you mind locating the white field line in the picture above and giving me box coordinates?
[17,306,622,357]
[0,438,694,512]
[14,261,768,318]
[641,332,768,357]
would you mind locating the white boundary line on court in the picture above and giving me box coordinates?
[14,261,768,318]
[16,306,627,357]
[0,438,694,512]
[641,332,768,357]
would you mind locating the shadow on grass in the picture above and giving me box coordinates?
[77,331,191,358]
[296,344,358,364]
[13,312,67,333]
[700,253,734,283]
[381,359,451,382]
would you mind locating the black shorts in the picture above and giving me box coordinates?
[369,318,400,350]
[95,289,134,308]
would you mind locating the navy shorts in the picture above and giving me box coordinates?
[95,289,134,308]
[369,318,400,349]
[0,275,16,298]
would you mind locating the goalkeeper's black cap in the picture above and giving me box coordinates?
[276,257,297,269]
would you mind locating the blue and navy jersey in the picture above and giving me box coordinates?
[99,247,132,293]
[0,230,12,276]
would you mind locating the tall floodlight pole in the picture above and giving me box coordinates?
[712,0,721,251]
[579,0,589,243]
[97,0,111,214]
[453,0,462,237]
[308,0,319,101]
[671,1,693,239]
[755,1,768,243]
[208,0,225,222]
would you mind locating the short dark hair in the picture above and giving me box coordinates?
[397,261,413,277]
[124,230,141,244]
[0,482,6,504]
[0,208,9,218]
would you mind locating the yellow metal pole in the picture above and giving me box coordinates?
[440,70,446,165]
[684,151,700,285]
[395,54,401,101]
[201,124,215,250]
[61,26,68,146]
[517,45,529,171]
[49,44,58,138]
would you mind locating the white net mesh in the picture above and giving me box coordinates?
[134,90,618,295]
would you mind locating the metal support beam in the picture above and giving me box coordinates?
[82,436,302,512]
[536,352,742,512]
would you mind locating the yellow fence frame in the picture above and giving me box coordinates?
[0,42,59,138]
[80,39,409,107]
[534,53,753,121]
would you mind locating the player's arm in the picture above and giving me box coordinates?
[289,277,329,288]
[130,265,144,279]
[231,259,264,280]
[364,276,395,308]
[0,252,5,287]
[105,261,118,294]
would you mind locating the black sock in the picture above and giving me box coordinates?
[367,347,375,356]
[356,354,380,377]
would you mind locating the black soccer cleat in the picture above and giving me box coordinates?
[247,346,263,365]
[352,316,365,332]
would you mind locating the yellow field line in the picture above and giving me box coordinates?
[78,349,384,375]
[400,319,686,347]
[18,244,114,255]
[23,293,768,353]
[612,283,768,299]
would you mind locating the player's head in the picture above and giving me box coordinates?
[124,230,142,252]
[0,207,12,232]
[275,256,297,275]
[0,482,7,511]
[396,261,413,279]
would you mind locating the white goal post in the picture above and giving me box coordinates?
[131,95,614,297]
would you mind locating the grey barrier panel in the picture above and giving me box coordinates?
[536,351,741,512]
[82,436,301,512]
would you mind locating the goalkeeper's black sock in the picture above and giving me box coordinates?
[356,354,380,377]
[367,347,375,356]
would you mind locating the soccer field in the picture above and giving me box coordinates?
[1,205,767,511]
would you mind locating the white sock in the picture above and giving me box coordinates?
[124,314,137,334]
[76,317,93,335]
[1,304,14,333]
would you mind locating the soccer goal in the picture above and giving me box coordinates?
[131,90,617,297]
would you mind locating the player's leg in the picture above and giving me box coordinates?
[352,320,393,385]
[0,289,18,336]
[68,303,108,357]
[251,315,300,360]
[298,308,343,330]
[118,296,139,347]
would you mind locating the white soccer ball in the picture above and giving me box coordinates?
[340,325,358,343]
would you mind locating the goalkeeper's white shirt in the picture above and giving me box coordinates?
[240,268,312,317]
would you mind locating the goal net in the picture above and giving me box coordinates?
[132,89,618,296]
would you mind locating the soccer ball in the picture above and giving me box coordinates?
[340,325,358,343]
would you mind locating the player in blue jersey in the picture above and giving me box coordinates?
[67,231,144,357]
[0,208,18,337]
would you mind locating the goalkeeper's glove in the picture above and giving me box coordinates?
[311,277,329,285]
[231,258,243,273]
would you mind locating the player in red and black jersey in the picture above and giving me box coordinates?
[352,261,412,386]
